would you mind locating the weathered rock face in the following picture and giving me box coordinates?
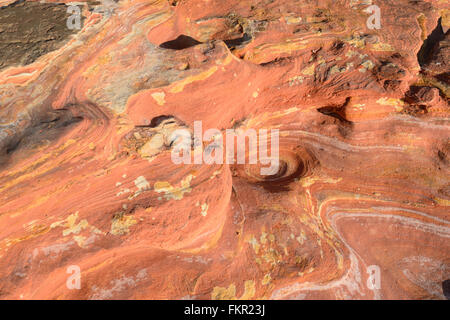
[0,0,449,300]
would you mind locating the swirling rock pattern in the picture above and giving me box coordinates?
[0,0,449,299]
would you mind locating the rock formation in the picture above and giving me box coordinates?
[0,0,449,299]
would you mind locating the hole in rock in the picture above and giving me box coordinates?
[223,33,252,50]
[443,279,450,300]
[317,97,352,124]
[330,40,345,54]
[435,72,449,84]
[239,149,314,193]
[417,18,445,67]
[148,115,176,128]
[159,35,202,50]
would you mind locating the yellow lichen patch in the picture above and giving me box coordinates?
[260,232,268,245]
[151,92,166,106]
[240,280,256,299]
[169,66,218,93]
[370,42,395,52]
[301,64,316,76]
[110,214,137,235]
[200,203,209,217]
[345,36,365,48]
[248,236,260,254]
[296,230,308,245]
[434,197,450,206]
[212,284,236,300]
[154,174,195,200]
[376,97,404,111]
[248,232,284,267]
[133,175,151,194]
[73,235,87,247]
[211,280,256,300]
[50,212,103,247]
[285,16,302,24]
[209,169,222,180]
[359,60,374,72]
[345,50,358,58]
[51,212,89,236]
[288,75,304,86]
[262,274,271,285]
[88,142,96,150]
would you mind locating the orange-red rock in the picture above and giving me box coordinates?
[0,0,449,299]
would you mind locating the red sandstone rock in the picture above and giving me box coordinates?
[0,0,449,300]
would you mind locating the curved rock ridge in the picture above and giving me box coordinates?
[0,0,449,299]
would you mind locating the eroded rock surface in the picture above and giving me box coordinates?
[0,0,449,299]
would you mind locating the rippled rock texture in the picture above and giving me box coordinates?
[0,0,449,299]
